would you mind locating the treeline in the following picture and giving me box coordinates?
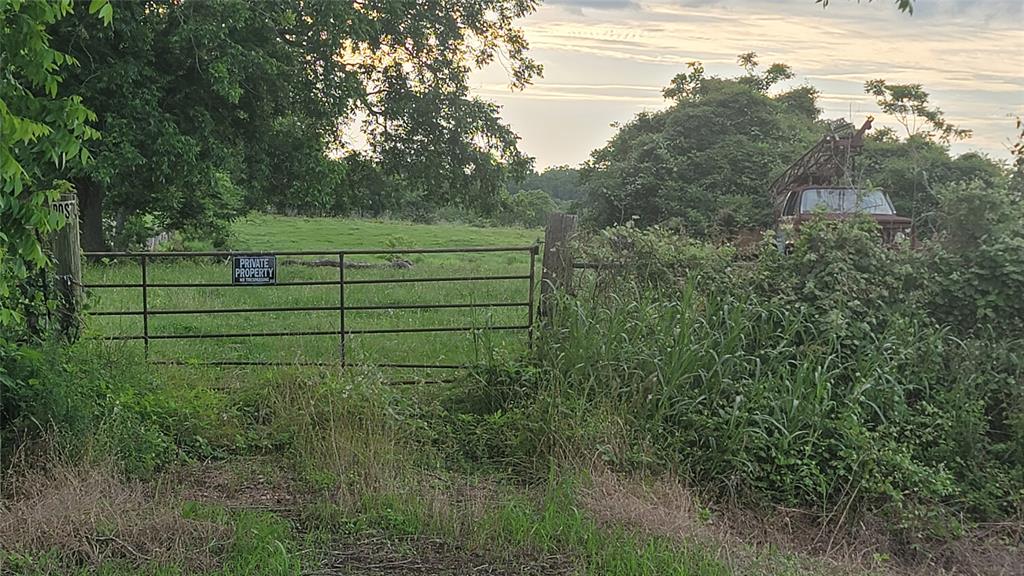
[63,36,1013,248]
[27,0,1010,252]
[578,54,1015,239]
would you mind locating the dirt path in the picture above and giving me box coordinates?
[175,458,575,576]
[307,535,572,576]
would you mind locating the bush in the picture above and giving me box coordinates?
[458,208,1023,537]
[576,222,735,290]
[493,189,557,228]
[912,181,1024,340]
[1,341,201,476]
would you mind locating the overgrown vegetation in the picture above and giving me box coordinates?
[5,190,1023,572]
[0,343,767,576]
[578,54,1007,242]
[5,0,1022,574]
[436,182,1024,549]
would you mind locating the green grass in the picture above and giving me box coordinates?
[5,301,870,576]
[303,480,733,576]
[231,213,541,252]
[18,214,966,575]
[83,215,543,379]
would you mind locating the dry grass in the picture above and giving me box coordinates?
[309,534,572,576]
[0,460,232,573]
[175,457,304,513]
[578,468,1024,576]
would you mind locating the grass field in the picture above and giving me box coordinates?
[83,215,544,380]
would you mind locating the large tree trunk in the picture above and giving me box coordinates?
[76,179,107,252]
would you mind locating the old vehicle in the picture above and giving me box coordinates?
[770,117,914,251]
[776,186,913,248]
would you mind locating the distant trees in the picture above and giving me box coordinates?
[49,0,541,250]
[858,137,1005,236]
[858,80,1004,237]
[509,166,582,202]
[578,54,820,237]
[495,189,557,228]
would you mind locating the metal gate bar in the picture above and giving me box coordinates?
[84,275,530,289]
[90,301,531,316]
[338,252,346,366]
[87,245,533,257]
[98,324,531,341]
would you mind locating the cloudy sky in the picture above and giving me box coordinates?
[472,0,1024,169]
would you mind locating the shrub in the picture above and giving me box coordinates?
[912,181,1024,340]
[1,342,201,476]
[493,189,557,228]
[462,209,1024,536]
[575,222,736,291]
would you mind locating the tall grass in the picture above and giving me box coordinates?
[532,287,960,509]
[446,217,1024,542]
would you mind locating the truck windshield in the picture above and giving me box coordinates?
[800,188,894,215]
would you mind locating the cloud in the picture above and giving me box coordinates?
[474,0,1024,166]
[910,0,1023,20]
[545,0,642,15]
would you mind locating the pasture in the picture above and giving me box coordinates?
[83,215,543,380]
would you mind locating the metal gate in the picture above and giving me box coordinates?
[82,245,538,381]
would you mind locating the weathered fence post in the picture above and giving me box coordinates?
[52,193,83,337]
[539,212,578,320]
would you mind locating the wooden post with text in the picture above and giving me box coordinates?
[52,193,83,338]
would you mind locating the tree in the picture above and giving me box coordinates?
[495,189,557,227]
[1011,118,1024,200]
[864,80,971,144]
[1,0,109,328]
[50,0,541,250]
[579,55,820,237]
[858,136,1004,236]
[859,80,1001,236]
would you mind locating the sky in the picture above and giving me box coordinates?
[471,0,1024,170]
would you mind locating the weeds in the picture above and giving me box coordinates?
[441,215,1023,550]
[0,460,231,574]
[3,211,1021,574]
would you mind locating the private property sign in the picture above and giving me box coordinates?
[232,255,277,285]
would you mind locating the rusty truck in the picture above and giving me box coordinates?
[770,117,914,251]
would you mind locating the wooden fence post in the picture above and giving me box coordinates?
[52,193,83,337]
[539,212,578,320]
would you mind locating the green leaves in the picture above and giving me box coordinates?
[817,0,914,14]
[1,0,106,340]
[582,55,819,236]
[529,212,1023,530]
[864,79,972,144]
[51,0,539,247]
[86,0,111,25]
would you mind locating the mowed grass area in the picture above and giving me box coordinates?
[83,215,544,379]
